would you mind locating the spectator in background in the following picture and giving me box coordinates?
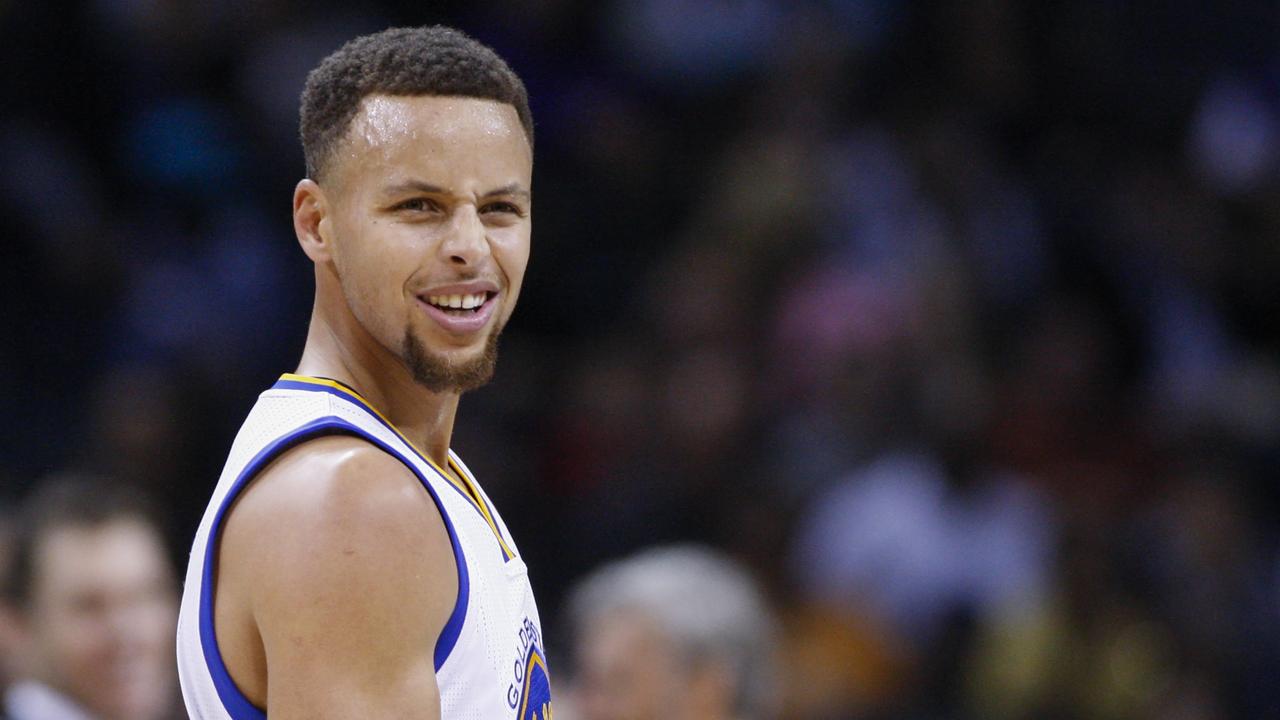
[0,512,15,718]
[565,545,778,720]
[0,476,179,720]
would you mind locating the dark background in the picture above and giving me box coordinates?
[2,1,1279,718]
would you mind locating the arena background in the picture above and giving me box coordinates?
[2,1,1279,717]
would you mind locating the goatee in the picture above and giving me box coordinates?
[401,326,501,393]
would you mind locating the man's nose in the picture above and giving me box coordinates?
[439,205,489,266]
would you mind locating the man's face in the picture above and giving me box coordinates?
[320,94,533,393]
[23,519,177,720]
[573,610,713,720]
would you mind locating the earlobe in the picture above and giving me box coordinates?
[294,179,333,263]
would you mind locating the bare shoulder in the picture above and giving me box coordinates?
[216,434,455,716]
[221,433,456,608]
[226,435,440,541]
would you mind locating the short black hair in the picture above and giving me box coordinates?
[300,25,534,182]
[0,475,160,611]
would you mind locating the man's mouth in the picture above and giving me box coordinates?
[423,291,496,315]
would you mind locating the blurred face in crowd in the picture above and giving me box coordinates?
[0,525,15,689]
[17,518,177,720]
[301,94,533,393]
[573,609,733,720]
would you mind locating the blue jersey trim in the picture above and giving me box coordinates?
[198,417,471,719]
[271,377,514,562]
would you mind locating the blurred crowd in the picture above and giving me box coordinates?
[2,1,1279,719]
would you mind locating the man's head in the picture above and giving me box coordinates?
[294,26,534,394]
[0,476,177,720]
[567,545,779,720]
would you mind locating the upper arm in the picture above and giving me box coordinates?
[221,435,457,719]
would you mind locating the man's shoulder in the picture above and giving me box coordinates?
[220,434,452,585]
[212,436,457,720]
[240,435,419,517]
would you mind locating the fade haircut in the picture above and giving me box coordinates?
[300,25,533,183]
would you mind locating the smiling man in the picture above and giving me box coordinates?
[175,27,551,720]
[2,477,178,720]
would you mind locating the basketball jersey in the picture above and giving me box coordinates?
[176,374,553,720]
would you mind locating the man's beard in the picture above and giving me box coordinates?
[401,325,502,393]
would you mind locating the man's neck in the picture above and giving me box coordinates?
[295,308,460,468]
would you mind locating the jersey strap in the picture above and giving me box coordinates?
[273,374,516,562]
[197,416,472,719]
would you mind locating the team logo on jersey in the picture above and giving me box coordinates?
[508,617,553,719]
[516,644,552,719]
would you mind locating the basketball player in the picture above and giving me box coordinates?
[175,27,552,719]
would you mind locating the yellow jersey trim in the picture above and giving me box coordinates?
[277,373,516,561]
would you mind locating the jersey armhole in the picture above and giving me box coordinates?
[197,416,471,720]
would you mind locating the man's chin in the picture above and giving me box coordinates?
[402,330,500,394]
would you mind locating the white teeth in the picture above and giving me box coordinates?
[426,292,487,310]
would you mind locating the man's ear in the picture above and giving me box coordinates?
[294,179,335,263]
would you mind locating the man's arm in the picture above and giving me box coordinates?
[217,435,458,719]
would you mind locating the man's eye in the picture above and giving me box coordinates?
[394,198,441,212]
[482,201,523,216]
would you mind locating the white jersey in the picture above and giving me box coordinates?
[177,374,552,720]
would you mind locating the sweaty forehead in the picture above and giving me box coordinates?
[324,94,531,190]
[350,94,526,156]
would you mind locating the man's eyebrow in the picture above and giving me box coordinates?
[380,181,530,201]
[481,183,531,201]
[381,180,447,196]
